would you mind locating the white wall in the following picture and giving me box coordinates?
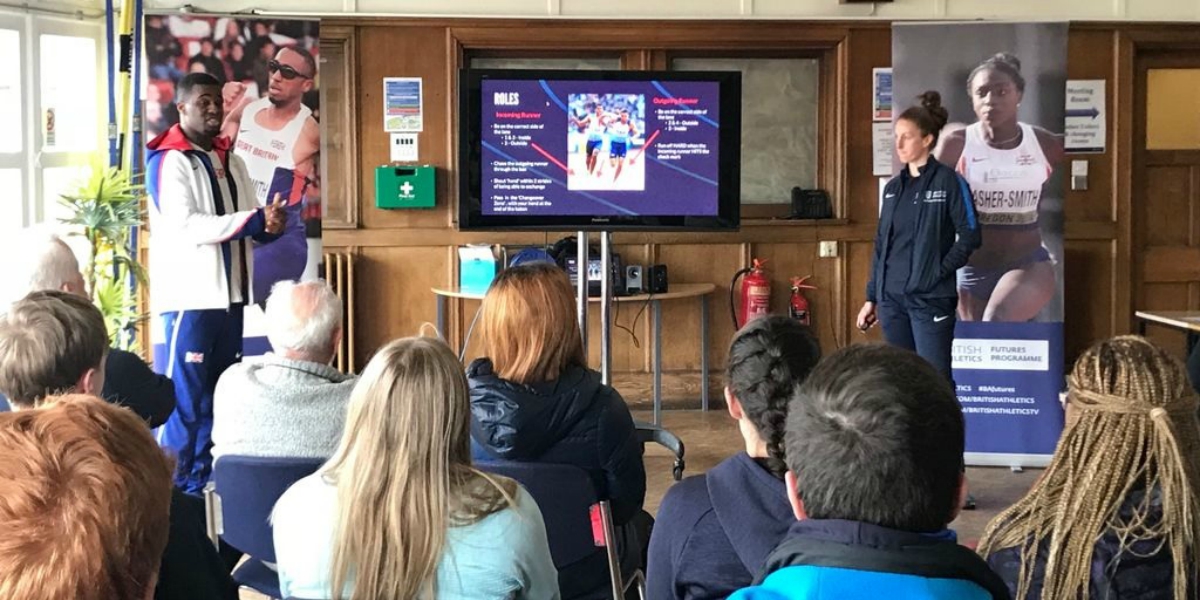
[126,0,1200,20]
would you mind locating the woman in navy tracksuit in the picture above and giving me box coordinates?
[858,91,981,382]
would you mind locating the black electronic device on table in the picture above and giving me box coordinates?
[563,253,626,297]
[458,68,742,232]
[647,264,669,294]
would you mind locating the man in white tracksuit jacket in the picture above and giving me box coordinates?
[147,72,286,495]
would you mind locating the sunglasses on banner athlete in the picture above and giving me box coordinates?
[267,59,312,81]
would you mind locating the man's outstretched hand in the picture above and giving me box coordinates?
[264,193,287,235]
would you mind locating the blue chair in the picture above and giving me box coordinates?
[478,460,644,600]
[205,455,324,599]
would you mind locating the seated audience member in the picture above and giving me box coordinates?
[0,290,238,600]
[467,262,649,596]
[732,343,1010,600]
[647,316,821,599]
[0,395,173,600]
[0,230,175,425]
[273,336,558,599]
[979,335,1200,600]
[213,280,355,459]
[0,291,109,408]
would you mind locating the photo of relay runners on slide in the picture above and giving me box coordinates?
[480,78,720,217]
[567,94,647,192]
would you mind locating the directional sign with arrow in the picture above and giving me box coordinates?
[1065,80,1106,154]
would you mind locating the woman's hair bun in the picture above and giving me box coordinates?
[991,52,1022,72]
[917,90,949,131]
[918,90,942,111]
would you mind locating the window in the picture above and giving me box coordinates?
[40,34,99,152]
[0,28,20,154]
[0,11,105,229]
[672,57,819,205]
[1147,69,1200,150]
[0,169,22,235]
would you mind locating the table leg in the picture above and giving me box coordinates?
[436,295,446,341]
[654,299,662,427]
[700,293,709,412]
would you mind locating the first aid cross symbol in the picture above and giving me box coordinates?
[400,181,414,197]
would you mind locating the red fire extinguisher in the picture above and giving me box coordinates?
[789,276,817,326]
[730,259,771,329]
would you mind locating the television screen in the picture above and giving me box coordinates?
[459,69,741,231]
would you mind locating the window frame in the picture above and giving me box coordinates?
[0,10,106,229]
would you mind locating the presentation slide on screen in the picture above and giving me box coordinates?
[481,79,722,217]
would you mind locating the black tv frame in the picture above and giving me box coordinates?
[458,68,741,232]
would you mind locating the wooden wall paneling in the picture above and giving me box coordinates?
[1142,163,1194,247]
[752,242,842,352]
[321,20,1200,388]
[353,246,451,367]
[357,26,455,230]
[1141,282,1192,357]
[1065,28,1117,223]
[815,41,846,217]
[622,49,654,70]
[1062,240,1115,361]
[844,27,891,225]
[1113,30,1136,334]
[653,243,745,374]
[326,220,868,248]
[846,241,884,345]
[448,20,855,51]
[1141,247,1200,283]
[319,25,360,229]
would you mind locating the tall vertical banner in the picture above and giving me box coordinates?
[144,15,322,359]
[893,23,1067,466]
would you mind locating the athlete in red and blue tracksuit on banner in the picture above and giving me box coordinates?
[147,73,286,495]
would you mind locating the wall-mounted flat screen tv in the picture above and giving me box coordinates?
[458,68,741,231]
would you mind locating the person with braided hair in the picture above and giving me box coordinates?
[979,335,1200,600]
[646,316,821,600]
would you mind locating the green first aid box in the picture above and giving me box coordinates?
[375,165,435,209]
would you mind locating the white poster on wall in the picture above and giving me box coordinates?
[1065,79,1106,153]
[872,121,893,176]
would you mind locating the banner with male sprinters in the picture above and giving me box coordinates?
[145,15,322,360]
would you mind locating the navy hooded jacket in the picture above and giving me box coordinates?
[646,452,794,599]
[867,157,981,302]
[466,358,646,526]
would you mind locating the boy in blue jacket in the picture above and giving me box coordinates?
[732,343,1010,600]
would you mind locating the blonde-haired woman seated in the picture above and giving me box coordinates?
[272,336,560,600]
[468,262,649,598]
[978,335,1200,600]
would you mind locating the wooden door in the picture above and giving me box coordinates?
[1134,52,1200,354]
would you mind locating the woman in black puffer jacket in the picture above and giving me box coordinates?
[468,262,648,599]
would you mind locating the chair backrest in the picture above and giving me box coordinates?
[476,459,602,568]
[212,455,324,562]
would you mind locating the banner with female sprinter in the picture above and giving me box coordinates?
[145,15,321,358]
[893,22,1068,466]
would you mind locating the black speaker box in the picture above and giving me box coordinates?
[647,264,668,294]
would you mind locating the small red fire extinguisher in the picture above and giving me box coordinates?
[730,259,771,329]
[789,276,817,326]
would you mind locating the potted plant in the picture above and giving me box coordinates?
[57,164,147,351]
